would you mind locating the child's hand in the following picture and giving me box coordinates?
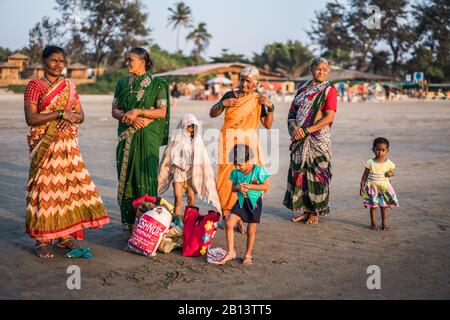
[360,187,365,197]
[238,184,248,195]
[385,170,394,178]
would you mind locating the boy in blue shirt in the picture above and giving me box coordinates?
[219,144,270,266]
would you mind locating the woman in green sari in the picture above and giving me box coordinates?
[112,47,170,235]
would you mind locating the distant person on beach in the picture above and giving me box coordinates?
[360,137,399,231]
[284,57,337,225]
[210,65,274,234]
[218,144,270,266]
[24,46,109,259]
[111,47,170,238]
[171,82,181,106]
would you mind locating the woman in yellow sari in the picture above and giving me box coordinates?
[24,46,109,259]
[210,66,274,232]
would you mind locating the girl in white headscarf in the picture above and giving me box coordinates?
[158,114,221,216]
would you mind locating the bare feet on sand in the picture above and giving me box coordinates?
[34,243,54,259]
[306,213,319,225]
[243,255,253,266]
[292,213,309,223]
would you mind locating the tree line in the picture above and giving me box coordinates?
[0,0,448,82]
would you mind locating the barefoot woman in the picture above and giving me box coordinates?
[283,57,337,225]
[24,46,109,258]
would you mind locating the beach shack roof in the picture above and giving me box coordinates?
[154,62,281,79]
[8,53,30,60]
[25,63,44,70]
[297,70,393,82]
[0,62,20,68]
[67,63,88,70]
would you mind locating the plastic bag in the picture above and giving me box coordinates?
[126,206,172,257]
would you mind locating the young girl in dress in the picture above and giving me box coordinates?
[360,137,399,230]
[219,144,270,266]
[158,114,221,216]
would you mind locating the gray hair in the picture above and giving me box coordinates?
[240,65,260,85]
[310,57,329,71]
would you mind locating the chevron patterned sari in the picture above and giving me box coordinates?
[25,78,109,242]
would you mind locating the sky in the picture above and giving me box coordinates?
[0,0,331,59]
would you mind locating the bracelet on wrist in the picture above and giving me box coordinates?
[303,127,310,136]
[57,110,65,119]
[267,105,274,112]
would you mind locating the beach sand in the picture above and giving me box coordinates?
[0,93,449,299]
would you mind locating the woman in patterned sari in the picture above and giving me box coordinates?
[112,47,170,236]
[210,66,274,232]
[283,57,337,225]
[24,46,109,259]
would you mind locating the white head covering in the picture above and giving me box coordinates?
[158,114,222,213]
[240,65,260,85]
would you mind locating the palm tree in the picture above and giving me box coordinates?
[167,1,193,53]
[275,41,313,78]
[254,41,313,78]
[186,22,212,64]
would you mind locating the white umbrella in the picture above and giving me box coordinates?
[207,77,232,85]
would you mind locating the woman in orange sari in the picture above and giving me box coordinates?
[24,46,109,259]
[210,66,274,232]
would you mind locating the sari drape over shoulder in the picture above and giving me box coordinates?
[25,78,109,242]
[114,72,170,230]
[283,80,335,215]
[217,92,265,216]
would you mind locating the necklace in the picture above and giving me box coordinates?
[128,73,152,102]
[43,75,60,86]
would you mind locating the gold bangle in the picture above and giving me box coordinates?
[139,110,144,118]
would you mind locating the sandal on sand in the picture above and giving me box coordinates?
[34,243,54,259]
[218,251,236,265]
[243,255,253,266]
[57,238,79,250]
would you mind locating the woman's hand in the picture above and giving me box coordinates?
[56,119,73,131]
[62,110,79,123]
[122,109,139,125]
[258,94,272,107]
[222,98,238,108]
[131,117,154,130]
[291,127,305,141]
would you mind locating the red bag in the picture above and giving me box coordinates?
[182,206,220,257]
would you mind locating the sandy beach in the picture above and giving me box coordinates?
[0,92,449,299]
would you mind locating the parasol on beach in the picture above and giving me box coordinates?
[207,77,232,85]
